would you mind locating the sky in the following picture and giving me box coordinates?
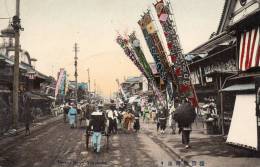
[0,0,225,97]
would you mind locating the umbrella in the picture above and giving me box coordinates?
[173,102,196,127]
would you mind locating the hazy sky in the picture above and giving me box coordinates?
[0,0,225,96]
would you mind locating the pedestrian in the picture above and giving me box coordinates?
[179,123,192,149]
[151,105,157,123]
[78,105,85,127]
[107,102,118,134]
[174,100,195,149]
[68,103,77,128]
[89,104,106,153]
[22,92,32,136]
[124,108,134,132]
[85,103,92,131]
[63,103,70,123]
[133,105,140,132]
[143,105,150,123]
[169,104,176,134]
[158,106,167,134]
[155,108,160,132]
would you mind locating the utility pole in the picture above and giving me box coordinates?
[74,43,78,106]
[87,68,90,92]
[12,0,23,129]
[116,78,120,90]
[94,80,96,94]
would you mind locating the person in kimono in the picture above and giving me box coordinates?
[169,104,177,134]
[68,103,77,128]
[158,106,167,134]
[133,105,140,132]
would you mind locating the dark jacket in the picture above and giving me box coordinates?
[89,111,105,132]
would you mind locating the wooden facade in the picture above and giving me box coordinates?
[188,0,260,135]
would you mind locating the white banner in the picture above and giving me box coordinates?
[227,94,258,149]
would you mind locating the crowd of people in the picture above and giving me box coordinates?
[62,98,195,153]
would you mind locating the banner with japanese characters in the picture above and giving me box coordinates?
[138,13,167,81]
[116,34,164,102]
[154,0,197,106]
[138,12,178,100]
[116,35,148,79]
[128,32,154,81]
[55,68,65,99]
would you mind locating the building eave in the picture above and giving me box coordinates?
[188,31,235,54]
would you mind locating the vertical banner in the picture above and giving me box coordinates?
[116,35,149,79]
[55,68,65,99]
[60,71,66,96]
[128,32,164,102]
[128,32,154,81]
[138,12,177,99]
[154,0,197,106]
[138,13,167,81]
[116,34,164,102]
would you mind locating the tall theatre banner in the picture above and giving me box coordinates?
[154,0,197,106]
[138,12,177,98]
[116,35,149,79]
[128,32,164,102]
[116,34,164,102]
[128,32,154,81]
[138,13,167,81]
[55,68,66,99]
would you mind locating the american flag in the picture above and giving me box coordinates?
[239,26,260,71]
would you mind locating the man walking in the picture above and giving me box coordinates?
[107,102,118,134]
[158,106,167,134]
[134,106,140,132]
[179,123,192,149]
[22,92,32,136]
[89,104,106,153]
[169,104,176,134]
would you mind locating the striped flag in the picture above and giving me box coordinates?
[239,26,260,71]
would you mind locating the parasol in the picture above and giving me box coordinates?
[173,102,196,127]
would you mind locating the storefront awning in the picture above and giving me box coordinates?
[221,84,255,92]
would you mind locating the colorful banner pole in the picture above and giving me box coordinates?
[128,32,164,102]
[116,35,149,79]
[138,13,167,81]
[128,32,154,80]
[54,68,65,100]
[138,11,178,100]
[154,0,198,106]
[116,34,164,102]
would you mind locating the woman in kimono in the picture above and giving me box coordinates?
[68,103,77,128]
[133,109,140,132]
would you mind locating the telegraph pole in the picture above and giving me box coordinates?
[74,43,78,106]
[87,68,90,92]
[12,0,22,129]
[94,80,96,94]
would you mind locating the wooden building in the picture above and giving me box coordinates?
[188,0,260,150]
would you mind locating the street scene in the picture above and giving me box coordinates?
[0,0,260,167]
